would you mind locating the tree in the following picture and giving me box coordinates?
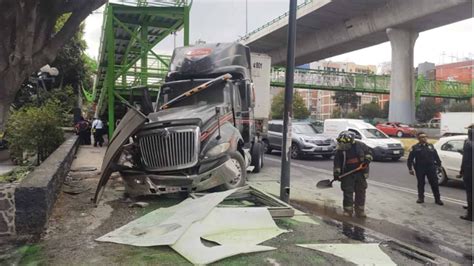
[332,91,360,116]
[271,91,310,120]
[448,101,472,112]
[360,102,383,119]
[416,98,444,122]
[0,0,106,131]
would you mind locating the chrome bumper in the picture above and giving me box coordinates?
[121,158,239,196]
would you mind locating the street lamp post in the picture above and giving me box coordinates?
[280,0,297,203]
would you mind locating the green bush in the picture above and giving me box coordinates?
[6,101,64,164]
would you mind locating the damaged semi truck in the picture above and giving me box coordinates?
[93,43,266,203]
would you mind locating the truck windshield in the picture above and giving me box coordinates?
[362,128,388,139]
[159,81,227,108]
[293,124,319,134]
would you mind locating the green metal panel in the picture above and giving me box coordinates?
[270,67,473,100]
[106,5,116,137]
[93,1,192,136]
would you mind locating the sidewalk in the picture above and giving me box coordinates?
[0,146,455,265]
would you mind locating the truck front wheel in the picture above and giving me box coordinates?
[251,142,264,173]
[219,151,247,190]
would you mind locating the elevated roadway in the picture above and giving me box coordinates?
[241,0,473,123]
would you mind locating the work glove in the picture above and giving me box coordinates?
[363,159,371,165]
[409,170,415,176]
[333,173,340,181]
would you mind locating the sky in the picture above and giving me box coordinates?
[84,0,474,67]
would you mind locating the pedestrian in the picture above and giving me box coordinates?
[74,116,90,145]
[92,117,104,147]
[333,131,373,217]
[460,124,473,221]
[407,132,444,205]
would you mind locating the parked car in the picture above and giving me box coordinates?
[434,135,466,185]
[427,118,440,128]
[265,120,336,159]
[324,119,404,161]
[376,122,416,137]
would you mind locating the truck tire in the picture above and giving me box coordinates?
[251,142,264,173]
[396,131,404,138]
[263,139,272,154]
[219,151,247,190]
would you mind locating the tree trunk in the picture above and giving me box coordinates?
[0,67,23,131]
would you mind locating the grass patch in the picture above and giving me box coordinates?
[17,244,44,265]
[399,138,437,153]
[0,166,33,183]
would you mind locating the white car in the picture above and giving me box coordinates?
[434,135,467,185]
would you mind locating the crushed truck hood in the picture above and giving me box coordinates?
[93,108,146,204]
[148,103,221,127]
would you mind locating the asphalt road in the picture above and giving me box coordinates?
[265,151,466,202]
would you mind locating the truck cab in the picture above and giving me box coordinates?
[94,43,264,201]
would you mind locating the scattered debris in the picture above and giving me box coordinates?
[191,185,295,218]
[171,207,285,264]
[62,180,90,195]
[128,202,149,208]
[96,189,237,246]
[297,243,396,265]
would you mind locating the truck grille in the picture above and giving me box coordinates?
[138,126,200,171]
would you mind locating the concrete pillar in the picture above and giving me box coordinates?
[386,28,418,124]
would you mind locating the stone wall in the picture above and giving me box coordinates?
[14,135,79,236]
[0,183,17,236]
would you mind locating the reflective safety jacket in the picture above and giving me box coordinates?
[333,141,372,178]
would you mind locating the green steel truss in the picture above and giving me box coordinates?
[93,1,190,136]
[270,67,473,103]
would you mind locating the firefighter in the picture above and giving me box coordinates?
[333,131,373,217]
[407,132,444,205]
[460,124,473,221]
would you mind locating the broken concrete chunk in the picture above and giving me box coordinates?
[70,166,97,172]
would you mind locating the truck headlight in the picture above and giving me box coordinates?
[206,142,230,157]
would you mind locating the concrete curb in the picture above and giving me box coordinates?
[14,135,79,237]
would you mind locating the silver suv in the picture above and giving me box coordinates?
[264,120,336,159]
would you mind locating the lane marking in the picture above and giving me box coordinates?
[264,157,466,206]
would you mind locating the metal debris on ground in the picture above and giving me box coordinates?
[96,188,293,264]
[171,207,286,264]
[190,185,295,218]
[96,189,237,246]
[297,243,396,265]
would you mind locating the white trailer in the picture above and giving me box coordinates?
[440,112,474,136]
[250,53,271,137]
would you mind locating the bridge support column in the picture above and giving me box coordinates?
[387,28,418,124]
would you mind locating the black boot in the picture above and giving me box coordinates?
[416,198,424,204]
[460,214,473,221]
[435,199,444,205]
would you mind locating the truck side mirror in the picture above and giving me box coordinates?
[246,83,255,108]
[354,135,362,140]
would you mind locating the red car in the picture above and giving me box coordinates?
[376,122,416,137]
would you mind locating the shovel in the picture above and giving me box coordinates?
[316,163,368,189]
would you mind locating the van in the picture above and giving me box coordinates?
[324,119,405,161]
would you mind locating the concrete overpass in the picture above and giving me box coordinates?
[241,0,473,123]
